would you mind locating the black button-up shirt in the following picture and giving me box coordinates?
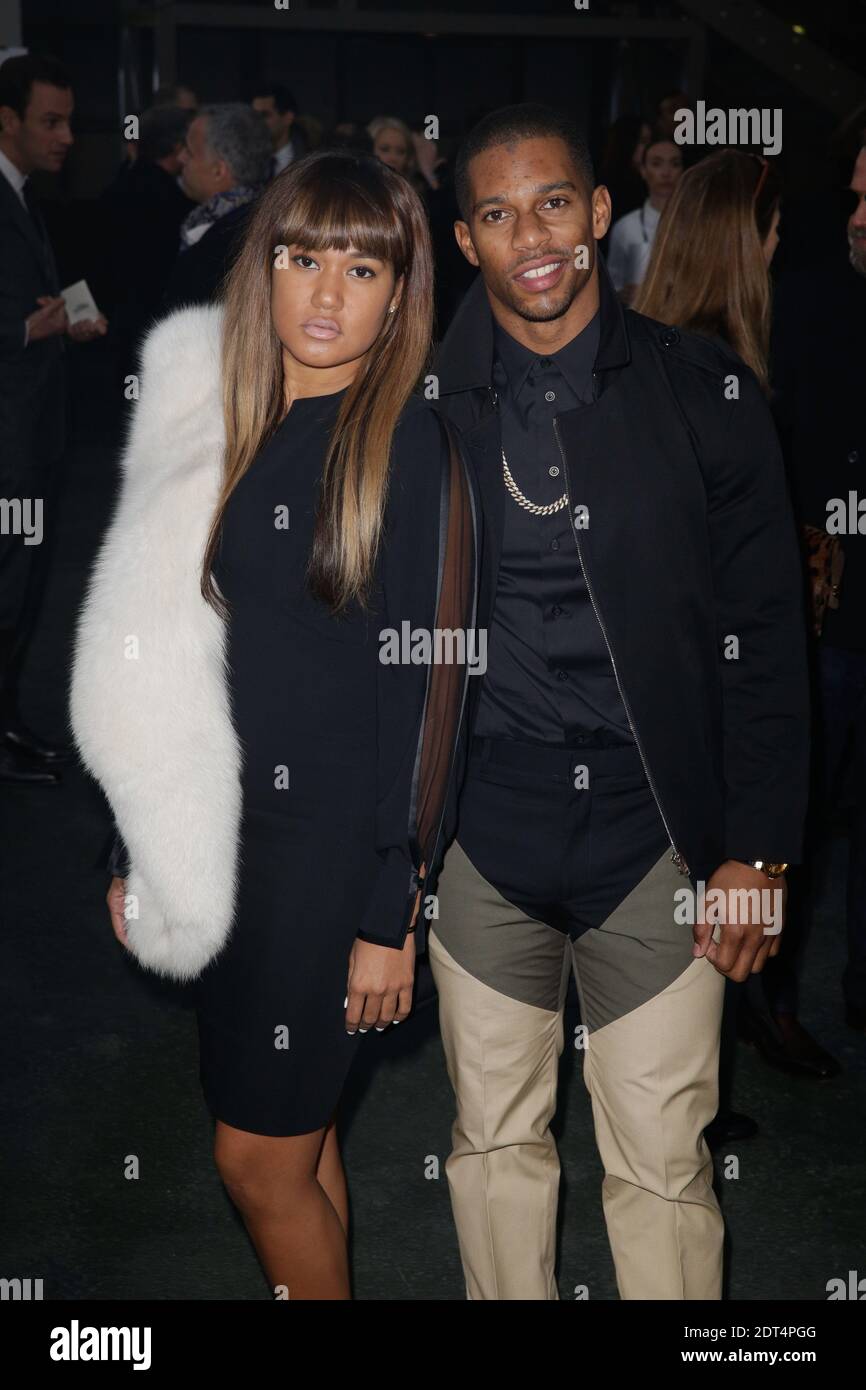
[474,309,634,746]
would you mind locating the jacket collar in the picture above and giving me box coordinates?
[434,251,631,396]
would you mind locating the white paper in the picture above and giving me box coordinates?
[61,279,101,325]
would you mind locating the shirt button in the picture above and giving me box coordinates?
[549,465,560,477]
[556,669,569,681]
[539,357,552,368]
[544,390,556,402]
[550,538,560,551]
[849,450,860,464]
[551,605,563,617]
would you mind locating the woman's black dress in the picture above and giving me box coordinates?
[190,388,470,1137]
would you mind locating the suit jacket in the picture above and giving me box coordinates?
[160,202,255,314]
[98,158,195,363]
[0,171,66,472]
[431,257,811,883]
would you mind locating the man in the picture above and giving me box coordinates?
[0,54,106,786]
[161,103,271,313]
[427,103,810,1300]
[99,105,194,383]
[251,82,304,179]
[771,142,866,1039]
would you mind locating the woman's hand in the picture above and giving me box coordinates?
[345,931,416,1034]
[106,875,130,948]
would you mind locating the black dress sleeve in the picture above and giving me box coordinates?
[355,403,477,952]
[103,824,131,878]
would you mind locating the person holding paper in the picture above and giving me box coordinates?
[0,53,106,784]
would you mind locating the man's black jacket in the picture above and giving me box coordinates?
[431,258,811,883]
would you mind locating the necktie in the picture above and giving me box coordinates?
[22,179,60,294]
[22,178,46,241]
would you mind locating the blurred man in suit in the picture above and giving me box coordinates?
[251,82,306,178]
[161,103,270,312]
[100,104,194,388]
[0,54,105,785]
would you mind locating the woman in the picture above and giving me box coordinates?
[367,114,416,180]
[69,150,477,1298]
[635,148,781,389]
[606,129,684,305]
[634,147,783,1151]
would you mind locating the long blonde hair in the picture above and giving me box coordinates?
[201,148,434,616]
[634,149,781,390]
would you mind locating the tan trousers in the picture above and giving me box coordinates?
[428,838,726,1300]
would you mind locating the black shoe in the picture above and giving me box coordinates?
[739,1005,841,1079]
[845,1004,866,1034]
[0,745,61,784]
[3,721,72,763]
[704,1110,759,1150]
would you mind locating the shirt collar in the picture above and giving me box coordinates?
[493,307,601,402]
[273,140,294,174]
[0,147,28,203]
[642,198,661,231]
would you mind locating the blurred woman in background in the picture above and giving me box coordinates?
[605,129,684,304]
[368,114,416,179]
[635,148,781,389]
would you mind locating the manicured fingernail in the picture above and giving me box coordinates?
[346,1028,356,1035]
[375,1026,385,1032]
[343,996,348,1007]
[393,1019,400,1025]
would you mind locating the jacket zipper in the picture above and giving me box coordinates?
[552,413,689,876]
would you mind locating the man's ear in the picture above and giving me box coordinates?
[0,103,20,136]
[453,220,480,268]
[592,185,612,241]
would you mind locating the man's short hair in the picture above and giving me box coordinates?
[454,102,595,222]
[252,81,298,115]
[154,84,196,108]
[0,54,71,119]
[198,102,273,187]
[138,105,193,164]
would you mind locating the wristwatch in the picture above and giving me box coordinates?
[746,860,789,879]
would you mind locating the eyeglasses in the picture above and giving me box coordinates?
[747,152,770,203]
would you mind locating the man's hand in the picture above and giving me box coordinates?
[68,313,108,343]
[346,932,416,1034]
[26,296,68,341]
[692,859,786,981]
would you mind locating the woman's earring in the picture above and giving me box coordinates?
[388,304,396,313]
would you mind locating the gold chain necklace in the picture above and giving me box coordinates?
[501,448,568,516]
